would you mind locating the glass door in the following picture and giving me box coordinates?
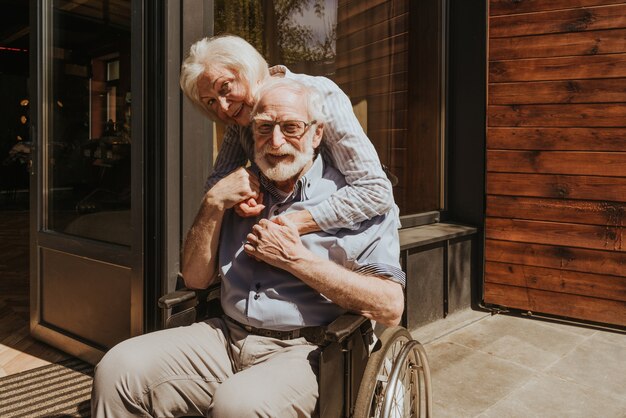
[31,0,142,363]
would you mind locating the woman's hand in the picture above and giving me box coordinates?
[278,210,320,235]
[234,195,265,217]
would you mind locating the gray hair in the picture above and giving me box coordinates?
[179,35,270,119]
[251,78,328,125]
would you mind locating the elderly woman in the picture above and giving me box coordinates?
[180,35,394,234]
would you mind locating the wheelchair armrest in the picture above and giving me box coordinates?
[324,313,369,344]
[158,289,198,309]
[159,284,222,329]
[158,282,221,309]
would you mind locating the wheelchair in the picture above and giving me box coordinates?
[159,283,432,418]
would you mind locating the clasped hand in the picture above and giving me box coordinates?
[243,217,307,269]
[211,167,308,268]
[208,167,265,213]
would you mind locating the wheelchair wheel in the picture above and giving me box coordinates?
[352,327,431,418]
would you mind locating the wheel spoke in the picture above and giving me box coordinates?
[354,328,432,418]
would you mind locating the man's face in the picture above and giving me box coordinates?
[197,66,253,126]
[253,88,321,185]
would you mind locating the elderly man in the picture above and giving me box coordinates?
[91,79,404,418]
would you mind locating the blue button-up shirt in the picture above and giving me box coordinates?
[219,155,404,331]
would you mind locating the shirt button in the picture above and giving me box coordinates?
[273,210,279,216]
[254,294,260,300]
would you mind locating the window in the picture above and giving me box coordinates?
[214,0,447,217]
[47,0,132,245]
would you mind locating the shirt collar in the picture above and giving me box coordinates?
[259,154,324,203]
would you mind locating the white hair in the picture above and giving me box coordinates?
[251,78,328,124]
[179,35,270,119]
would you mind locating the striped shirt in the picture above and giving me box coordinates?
[205,65,394,232]
[219,155,404,330]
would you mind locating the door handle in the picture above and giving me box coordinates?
[29,123,36,175]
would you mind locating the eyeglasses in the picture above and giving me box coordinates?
[253,120,317,139]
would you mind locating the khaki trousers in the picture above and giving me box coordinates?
[91,317,320,417]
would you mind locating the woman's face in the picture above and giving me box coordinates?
[197,66,254,126]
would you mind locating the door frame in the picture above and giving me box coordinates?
[29,0,145,363]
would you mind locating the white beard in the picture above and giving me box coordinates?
[255,132,315,182]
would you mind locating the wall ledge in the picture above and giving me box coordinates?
[399,222,477,251]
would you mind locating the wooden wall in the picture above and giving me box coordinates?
[335,0,411,211]
[335,0,444,214]
[485,0,626,326]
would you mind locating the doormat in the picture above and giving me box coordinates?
[0,358,93,417]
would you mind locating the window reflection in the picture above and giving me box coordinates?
[215,0,337,76]
[48,0,132,245]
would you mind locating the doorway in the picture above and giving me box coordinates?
[0,0,72,376]
[28,0,142,365]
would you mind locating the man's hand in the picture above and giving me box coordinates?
[243,216,310,269]
[208,167,265,211]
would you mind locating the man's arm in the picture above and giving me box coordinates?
[182,167,261,289]
[288,254,404,327]
[244,217,404,326]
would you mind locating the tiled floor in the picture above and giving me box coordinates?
[413,310,626,418]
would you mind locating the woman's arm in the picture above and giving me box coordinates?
[287,75,394,233]
[204,125,250,192]
[205,75,394,235]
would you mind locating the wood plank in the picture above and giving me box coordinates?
[485,239,626,277]
[489,53,626,82]
[487,127,626,151]
[336,12,407,55]
[367,101,408,132]
[335,51,408,85]
[489,0,624,17]
[366,129,408,150]
[486,172,626,202]
[489,4,626,38]
[490,28,626,60]
[484,282,626,326]
[489,78,626,105]
[336,33,408,69]
[338,0,407,28]
[486,150,626,176]
[368,109,408,131]
[486,195,626,226]
[486,261,626,301]
[339,71,407,99]
[488,103,626,127]
[485,217,624,251]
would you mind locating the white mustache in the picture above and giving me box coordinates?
[259,144,297,158]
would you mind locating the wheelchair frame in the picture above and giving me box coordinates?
[158,285,432,417]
